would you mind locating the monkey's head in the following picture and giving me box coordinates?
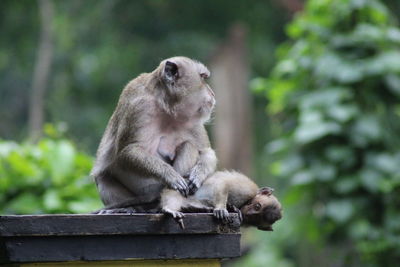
[240,187,282,231]
[157,57,215,122]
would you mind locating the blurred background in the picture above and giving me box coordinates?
[1,0,400,266]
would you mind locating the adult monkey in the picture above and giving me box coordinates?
[91,57,217,213]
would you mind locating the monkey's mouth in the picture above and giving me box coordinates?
[197,101,215,115]
[257,225,273,231]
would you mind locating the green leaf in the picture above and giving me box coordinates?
[365,51,400,75]
[299,87,352,110]
[311,162,336,181]
[359,168,382,193]
[325,146,353,163]
[350,115,382,147]
[291,170,314,185]
[327,104,358,122]
[366,153,399,174]
[334,176,359,194]
[325,200,354,223]
[385,74,400,97]
[315,53,363,83]
[349,220,372,239]
[295,120,341,144]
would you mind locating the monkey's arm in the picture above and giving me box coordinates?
[184,126,217,194]
[188,147,217,194]
[117,143,189,196]
[189,147,216,192]
[212,186,230,222]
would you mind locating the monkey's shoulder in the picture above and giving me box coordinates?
[119,73,155,98]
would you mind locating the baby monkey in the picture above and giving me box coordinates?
[161,170,282,231]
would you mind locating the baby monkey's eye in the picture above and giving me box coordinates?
[254,203,261,211]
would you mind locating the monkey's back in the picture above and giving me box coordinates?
[195,171,259,209]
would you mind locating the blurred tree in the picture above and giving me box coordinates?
[28,0,54,142]
[253,0,400,265]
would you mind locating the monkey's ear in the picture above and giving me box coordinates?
[164,61,179,82]
[259,186,274,195]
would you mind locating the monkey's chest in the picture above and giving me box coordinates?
[157,135,184,164]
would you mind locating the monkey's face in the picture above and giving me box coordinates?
[240,187,282,231]
[159,57,215,121]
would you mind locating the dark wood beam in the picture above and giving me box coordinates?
[0,213,241,264]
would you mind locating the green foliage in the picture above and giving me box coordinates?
[254,0,400,264]
[0,133,101,214]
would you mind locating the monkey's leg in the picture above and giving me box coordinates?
[95,173,139,214]
[160,189,186,229]
[173,142,199,178]
[188,147,217,194]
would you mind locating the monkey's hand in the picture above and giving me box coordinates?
[165,170,189,197]
[213,208,230,223]
[188,166,206,195]
[227,204,243,224]
[188,148,217,195]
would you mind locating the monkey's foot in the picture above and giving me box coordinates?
[163,208,185,229]
[95,207,136,215]
[213,208,231,223]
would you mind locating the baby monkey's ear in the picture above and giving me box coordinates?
[258,186,274,195]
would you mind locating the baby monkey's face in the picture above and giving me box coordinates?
[240,187,282,231]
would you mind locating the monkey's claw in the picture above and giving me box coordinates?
[171,211,185,229]
[163,209,186,229]
[213,208,230,223]
[177,218,185,229]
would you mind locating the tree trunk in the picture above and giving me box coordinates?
[210,24,252,176]
[28,0,54,142]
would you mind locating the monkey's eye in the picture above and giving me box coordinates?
[254,203,261,211]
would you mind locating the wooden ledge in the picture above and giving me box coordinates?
[0,213,240,236]
[0,213,241,264]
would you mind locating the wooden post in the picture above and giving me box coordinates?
[0,214,241,266]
